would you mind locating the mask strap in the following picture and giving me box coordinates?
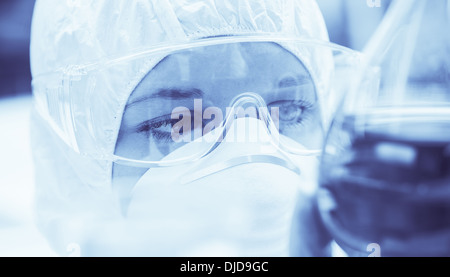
[180,154,301,185]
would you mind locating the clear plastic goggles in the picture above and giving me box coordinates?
[32,36,362,167]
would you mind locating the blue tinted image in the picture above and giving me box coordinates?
[0,0,34,97]
[1,0,448,258]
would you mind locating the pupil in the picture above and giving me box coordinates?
[280,104,301,121]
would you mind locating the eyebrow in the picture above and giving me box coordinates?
[126,88,204,108]
[278,75,313,88]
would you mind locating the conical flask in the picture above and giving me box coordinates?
[318,0,450,257]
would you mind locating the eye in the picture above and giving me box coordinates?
[136,115,176,142]
[278,102,305,122]
[278,76,300,88]
[135,111,211,143]
[270,100,312,121]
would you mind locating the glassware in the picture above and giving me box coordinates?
[318,0,450,256]
[32,36,361,167]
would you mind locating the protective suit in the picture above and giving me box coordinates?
[30,0,331,256]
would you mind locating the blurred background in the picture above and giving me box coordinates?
[0,0,391,256]
[0,0,57,256]
[0,0,34,98]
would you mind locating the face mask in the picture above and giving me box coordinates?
[117,118,320,256]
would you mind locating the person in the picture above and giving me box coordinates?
[30,0,335,256]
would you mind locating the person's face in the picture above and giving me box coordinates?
[112,42,323,201]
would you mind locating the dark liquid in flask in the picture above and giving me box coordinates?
[318,111,450,256]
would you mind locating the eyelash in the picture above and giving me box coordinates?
[136,100,314,140]
[269,99,314,128]
[136,116,175,142]
[136,113,210,142]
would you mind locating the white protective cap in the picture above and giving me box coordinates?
[29,0,330,254]
[30,0,329,187]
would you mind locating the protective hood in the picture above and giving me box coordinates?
[29,0,329,255]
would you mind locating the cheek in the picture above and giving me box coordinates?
[299,106,325,149]
[300,122,325,149]
[115,131,150,159]
[116,127,172,161]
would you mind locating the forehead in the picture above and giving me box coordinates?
[129,42,313,103]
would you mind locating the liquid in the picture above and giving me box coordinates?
[318,108,450,256]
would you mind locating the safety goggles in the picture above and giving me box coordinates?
[32,35,363,167]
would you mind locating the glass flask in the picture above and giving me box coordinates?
[318,0,450,256]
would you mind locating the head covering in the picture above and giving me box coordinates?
[30,0,329,254]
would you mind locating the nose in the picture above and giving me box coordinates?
[181,116,301,185]
[223,92,279,144]
[229,92,268,109]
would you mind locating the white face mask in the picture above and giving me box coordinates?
[119,118,320,256]
[69,118,319,256]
